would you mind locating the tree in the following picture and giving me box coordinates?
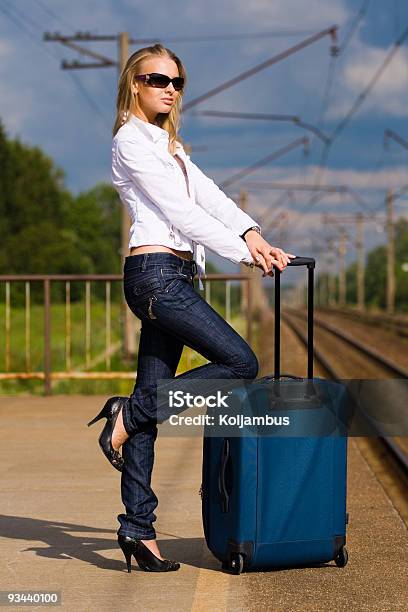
[364,246,386,308]
[0,119,122,302]
[395,218,408,309]
[66,183,121,275]
[345,262,357,305]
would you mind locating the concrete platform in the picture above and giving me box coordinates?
[0,395,407,611]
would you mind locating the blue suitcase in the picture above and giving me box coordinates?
[201,257,349,574]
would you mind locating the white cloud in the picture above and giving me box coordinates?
[1,94,31,136]
[183,0,346,30]
[241,0,347,29]
[327,40,408,119]
[206,163,408,243]
[213,163,408,191]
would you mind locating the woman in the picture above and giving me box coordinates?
[87,43,295,573]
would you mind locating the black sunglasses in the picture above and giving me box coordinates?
[134,73,184,91]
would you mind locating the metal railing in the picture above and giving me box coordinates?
[0,273,255,394]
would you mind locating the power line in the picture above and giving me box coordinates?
[314,0,370,140]
[0,2,60,62]
[43,27,337,164]
[0,3,111,129]
[309,3,370,155]
[15,6,113,126]
[40,29,324,45]
[219,137,309,189]
[330,24,408,143]
[192,110,330,143]
[187,136,287,153]
[4,0,44,31]
[338,0,371,55]
[44,33,116,69]
[182,26,338,111]
[315,54,338,133]
[310,1,371,183]
[66,71,111,129]
[384,128,408,151]
[130,30,320,44]
[243,182,348,192]
[295,1,374,217]
[289,22,408,234]
[0,3,33,38]
[33,0,77,32]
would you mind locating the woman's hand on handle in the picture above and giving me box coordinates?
[244,231,296,276]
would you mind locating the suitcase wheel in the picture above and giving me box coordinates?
[229,553,244,575]
[334,546,348,568]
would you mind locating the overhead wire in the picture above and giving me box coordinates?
[33,0,77,32]
[130,29,319,45]
[0,1,60,61]
[311,1,371,172]
[313,0,368,134]
[283,9,347,222]
[0,0,112,129]
[314,0,372,167]
[290,5,408,234]
[4,0,44,30]
[338,0,371,55]
[66,71,112,129]
[330,24,408,144]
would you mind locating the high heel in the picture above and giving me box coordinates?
[117,535,180,572]
[87,396,128,472]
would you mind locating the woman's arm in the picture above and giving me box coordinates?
[112,138,255,265]
[184,156,296,275]
[185,157,261,236]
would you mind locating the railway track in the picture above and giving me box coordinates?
[281,308,408,484]
[317,306,408,339]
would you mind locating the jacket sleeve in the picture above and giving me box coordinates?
[185,156,261,236]
[113,138,255,265]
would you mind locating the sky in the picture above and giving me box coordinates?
[1,0,408,276]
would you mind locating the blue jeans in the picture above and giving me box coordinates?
[117,252,259,539]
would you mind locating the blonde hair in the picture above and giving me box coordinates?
[112,43,187,155]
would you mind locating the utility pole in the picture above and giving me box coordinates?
[386,189,395,315]
[337,231,347,307]
[239,189,250,316]
[327,239,336,307]
[355,212,365,311]
[323,212,375,311]
[318,261,325,307]
[239,189,270,317]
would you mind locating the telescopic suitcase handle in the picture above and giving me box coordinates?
[274,256,315,380]
[286,256,315,267]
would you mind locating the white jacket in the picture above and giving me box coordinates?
[111,113,260,289]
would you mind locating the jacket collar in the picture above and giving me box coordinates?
[128,113,184,154]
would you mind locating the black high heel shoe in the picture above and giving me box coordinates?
[118,535,180,572]
[87,396,129,472]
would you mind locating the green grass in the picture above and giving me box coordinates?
[0,297,258,396]
[0,301,122,371]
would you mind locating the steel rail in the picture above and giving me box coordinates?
[281,309,408,478]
